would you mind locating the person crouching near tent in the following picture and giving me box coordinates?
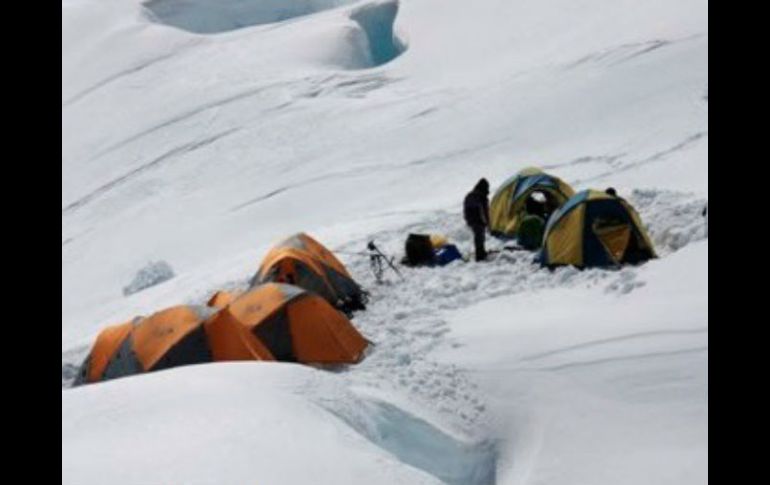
[464,178,490,261]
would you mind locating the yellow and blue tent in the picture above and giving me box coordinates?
[538,190,656,268]
[489,167,575,238]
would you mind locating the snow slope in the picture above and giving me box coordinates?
[436,241,707,485]
[62,0,707,483]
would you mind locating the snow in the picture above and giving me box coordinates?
[434,241,707,485]
[62,0,707,483]
[62,364,442,485]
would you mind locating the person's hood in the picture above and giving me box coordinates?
[473,178,490,195]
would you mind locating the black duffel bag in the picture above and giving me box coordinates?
[404,233,434,266]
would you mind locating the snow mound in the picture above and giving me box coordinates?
[629,189,708,254]
[122,260,175,296]
[62,364,443,485]
[142,0,358,34]
[435,241,708,485]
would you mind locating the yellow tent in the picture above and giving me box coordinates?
[490,167,575,238]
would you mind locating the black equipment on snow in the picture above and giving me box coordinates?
[403,233,434,266]
[368,241,404,283]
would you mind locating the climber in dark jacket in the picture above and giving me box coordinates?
[463,178,490,261]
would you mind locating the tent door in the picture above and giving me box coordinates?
[593,222,632,264]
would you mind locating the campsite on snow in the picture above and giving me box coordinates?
[62,0,708,484]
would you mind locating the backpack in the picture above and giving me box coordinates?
[404,233,434,266]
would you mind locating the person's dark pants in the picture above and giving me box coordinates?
[470,225,487,261]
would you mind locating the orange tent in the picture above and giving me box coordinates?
[206,290,238,309]
[208,283,368,364]
[251,233,367,313]
[74,305,215,385]
[74,284,368,385]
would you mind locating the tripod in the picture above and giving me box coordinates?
[367,241,404,284]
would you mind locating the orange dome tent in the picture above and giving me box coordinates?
[73,305,216,385]
[74,284,368,385]
[209,283,369,364]
[251,233,367,313]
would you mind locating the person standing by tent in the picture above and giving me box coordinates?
[464,178,490,261]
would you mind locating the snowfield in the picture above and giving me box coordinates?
[62,0,708,483]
